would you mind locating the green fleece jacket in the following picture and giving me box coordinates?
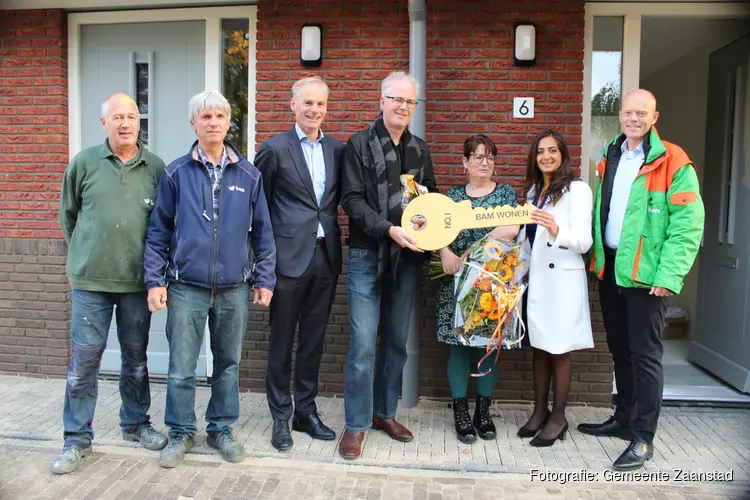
[590,128,705,294]
[60,140,166,292]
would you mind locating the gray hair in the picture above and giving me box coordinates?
[291,76,330,99]
[381,72,420,99]
[188,91,231,122]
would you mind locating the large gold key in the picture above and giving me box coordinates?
[401,192,536,251]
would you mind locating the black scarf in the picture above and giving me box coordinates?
[368,116,425,277]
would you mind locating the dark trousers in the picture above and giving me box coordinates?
[599,255,667,444]
[265,243,337,420]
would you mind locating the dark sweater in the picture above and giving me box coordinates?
[59,140,166,292]
[341,127,437,251]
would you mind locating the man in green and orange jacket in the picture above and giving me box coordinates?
[578,89,704,471]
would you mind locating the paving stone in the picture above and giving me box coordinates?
[0,375,749,499]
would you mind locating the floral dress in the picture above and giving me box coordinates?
[435,183,520,347]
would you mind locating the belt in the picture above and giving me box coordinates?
[315,237,326,247]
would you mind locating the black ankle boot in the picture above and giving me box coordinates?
[473,395,496,440]
[452,398,477,444]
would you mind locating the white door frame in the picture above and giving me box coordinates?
[581,2,750,185]
[68,6,258,377]
[68,5,258,159]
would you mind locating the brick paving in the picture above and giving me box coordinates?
[0,374,749,499]
[1,441,748,500]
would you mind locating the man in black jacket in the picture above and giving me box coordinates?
[255,77,345,451]
[338,72,438,460]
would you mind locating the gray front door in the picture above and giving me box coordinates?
[80,21,207,376]
[690,35,750,393]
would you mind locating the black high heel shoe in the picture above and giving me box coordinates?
[529,420,568,447]
[517,412,549,438]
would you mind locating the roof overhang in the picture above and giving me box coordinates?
[0,0,254,10]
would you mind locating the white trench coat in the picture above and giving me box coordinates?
[523,180,594,354]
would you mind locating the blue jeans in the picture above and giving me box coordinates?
[63,290,152,447]
[344,248,422,432]
[164,282,249,438]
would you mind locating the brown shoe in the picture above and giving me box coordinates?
[372,417,414,443]
[338,430,365,460]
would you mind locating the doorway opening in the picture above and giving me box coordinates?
[639,16,750,404]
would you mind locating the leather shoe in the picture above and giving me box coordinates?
[529,420,568,448]
[372,417,413,443]
[292,412,336,441]
[577,416,631,440]
[338,430,365,460]
[613,440,654,470]
[271,419,293,451]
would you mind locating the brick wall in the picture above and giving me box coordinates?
[251,0,613,405]
[0,3,613,406]
[0,9,67,240]
[0,238,70,377]
[0,11,70,377]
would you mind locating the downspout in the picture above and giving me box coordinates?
[402,0,426,409]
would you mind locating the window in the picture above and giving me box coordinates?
[589,17,623,181]
[136,62,149,148]
[222,19,249,157]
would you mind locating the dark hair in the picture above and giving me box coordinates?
[524,129,577,206]
[463,134,497,159]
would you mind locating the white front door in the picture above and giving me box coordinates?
[690,34,750,393]
[79,20,208,376]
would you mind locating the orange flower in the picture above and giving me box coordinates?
[479,292,494,311]
[486,259,502,272]
[477,278,492,291]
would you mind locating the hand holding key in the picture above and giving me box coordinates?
[401,193,536,251]
[388,226,424,253]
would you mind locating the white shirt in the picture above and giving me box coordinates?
[295,124,326,237]
[605,141,644,248]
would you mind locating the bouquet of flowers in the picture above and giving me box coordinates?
[400,174,428,209]
[452,234,529,353]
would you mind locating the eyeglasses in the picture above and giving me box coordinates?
[384,96,419,108]
[471,154,495,164]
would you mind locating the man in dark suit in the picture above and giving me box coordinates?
[255,76,345,451]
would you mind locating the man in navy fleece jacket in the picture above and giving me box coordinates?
[144,91,276,468]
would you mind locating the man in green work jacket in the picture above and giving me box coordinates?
[579,89,705,471]
[54,93,167,474]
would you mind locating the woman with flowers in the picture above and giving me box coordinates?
[435,134,520,444]
[517,129,594,447]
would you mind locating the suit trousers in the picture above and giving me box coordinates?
[599,254,667,444]
[265,243,338,420]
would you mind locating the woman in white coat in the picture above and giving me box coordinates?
[517,129,594,447]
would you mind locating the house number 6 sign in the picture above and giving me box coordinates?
[513,97,535,119]
[401,193,537,251]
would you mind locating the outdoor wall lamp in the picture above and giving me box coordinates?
[301,23,323,67]
[514,23,536,66]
